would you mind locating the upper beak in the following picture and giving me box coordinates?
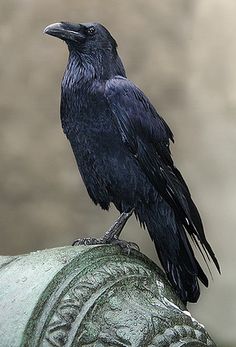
[44,22,84,43]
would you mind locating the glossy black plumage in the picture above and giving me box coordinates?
[45,22,220,303]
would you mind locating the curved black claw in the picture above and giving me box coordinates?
[72,237,103,246]
[109,237,140,255]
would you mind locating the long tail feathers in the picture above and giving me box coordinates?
[184,196,221,274]
[136,198,218,303]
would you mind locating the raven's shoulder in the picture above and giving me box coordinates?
[106,76,173,139]
[105,76,173,161]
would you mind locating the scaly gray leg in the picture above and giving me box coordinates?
[102,208,134,242]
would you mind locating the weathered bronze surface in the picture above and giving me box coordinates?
[0,245,216,346]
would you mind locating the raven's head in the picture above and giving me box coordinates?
[44,21,126,79]
[44,22,117,53]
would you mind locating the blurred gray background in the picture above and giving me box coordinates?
[0,0,235,345]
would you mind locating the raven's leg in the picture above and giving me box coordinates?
[73,208,139,252]
[102,208,135,242]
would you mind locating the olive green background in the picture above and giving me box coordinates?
[0,1,235,346]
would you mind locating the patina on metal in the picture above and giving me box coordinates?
[0,245,216,346]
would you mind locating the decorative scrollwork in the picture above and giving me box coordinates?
[22,246,216,347]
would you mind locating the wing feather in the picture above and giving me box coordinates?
[105,76,220,273]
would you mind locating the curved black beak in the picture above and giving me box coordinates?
[44,22,85,43]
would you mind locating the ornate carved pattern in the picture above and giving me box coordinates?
[23,247,216,347]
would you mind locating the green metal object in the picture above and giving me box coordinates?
[0,245,216,346]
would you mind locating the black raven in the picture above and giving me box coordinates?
[44,22,220,303]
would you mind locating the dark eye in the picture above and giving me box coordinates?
[87,26,96,35]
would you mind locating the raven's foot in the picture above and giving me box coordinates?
[72,237,102,246]
[110,237,140,255]
[72,235,139,255]
[72,208,136,252]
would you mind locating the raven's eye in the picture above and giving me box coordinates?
[87,26,96,35]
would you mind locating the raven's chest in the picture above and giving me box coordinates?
[60,79,134,206]
[61,83,105,129]
[61,87,122,167]
[69,112,122,170]
[65,103,128,208]
[62,89,117,146]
